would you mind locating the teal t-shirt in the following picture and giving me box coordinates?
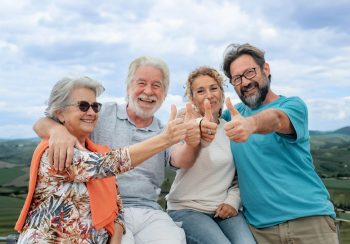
[222,96,335,228]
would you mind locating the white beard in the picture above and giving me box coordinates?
[128,95,163,119]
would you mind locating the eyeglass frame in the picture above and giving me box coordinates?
[230,66,260,86]
[65,100,102,113]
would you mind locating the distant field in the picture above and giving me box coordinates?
[0,196,24,236]
[339,222,350,244]
[323,179,350,189]
[0,166,26,186]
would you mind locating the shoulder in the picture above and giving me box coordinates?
[98,102,125,122]
[222,102,245,120]
[100,102,120,113]
[279,96,306,106]
[278,96,307,114]
[154,116,165,130]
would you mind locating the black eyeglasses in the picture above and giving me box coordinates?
[231,67,258,86]
[66,101,102,113]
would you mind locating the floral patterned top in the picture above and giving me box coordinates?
[17,147,132,244]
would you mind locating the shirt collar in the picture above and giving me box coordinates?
[117,103,161,132]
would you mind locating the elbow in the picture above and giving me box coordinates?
[275,118,282,131]
[170,157,195,169]
[275,110,293,134]
[181,162,194,169]
[32,122,39,135]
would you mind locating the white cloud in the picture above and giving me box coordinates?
[99,95,126,104]
[0,0,349,138]
[0,124,36,139]
[307,97,350,130]
[155,94,186,122]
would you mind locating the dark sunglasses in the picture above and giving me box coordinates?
[66,101,102,113]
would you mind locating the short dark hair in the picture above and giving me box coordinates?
[222,43,266,79]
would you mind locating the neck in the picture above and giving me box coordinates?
[77,137,87,149]
[126,105,154,128]
[262,89,279,105]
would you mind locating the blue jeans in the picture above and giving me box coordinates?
[169,209,256,244]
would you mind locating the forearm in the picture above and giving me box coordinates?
[108,222,124,244]
[170,142,200,169]
[225,180,241,210]
[33,117,64,139]
[48,148,132,181]
[248,108,294,135]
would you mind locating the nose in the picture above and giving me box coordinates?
[143,84,154,95]
[86,106,97,114]
[241,76,252,87]
[204,89,213,99]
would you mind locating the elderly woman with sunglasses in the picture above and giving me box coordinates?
[167,67,256,244]
[15,77,188,244]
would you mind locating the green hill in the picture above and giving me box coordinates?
[0,138,39,165]
[0,127,349,194]
[335,126,350,135]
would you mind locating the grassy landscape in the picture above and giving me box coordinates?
[0,127,349,241]
[0,196,24,236]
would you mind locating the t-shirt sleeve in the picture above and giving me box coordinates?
[277,96,308,142]
[221,109,231,121]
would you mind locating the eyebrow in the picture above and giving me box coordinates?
[135,78,146,82]
[194,84,219,90]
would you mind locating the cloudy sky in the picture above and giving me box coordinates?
[1,0,349,139]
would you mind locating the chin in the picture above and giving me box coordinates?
[136,104,160,118]
[81,126,95,134]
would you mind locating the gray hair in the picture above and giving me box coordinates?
[125,56,170,97]
[222,43,266,80]
[45,76,105,120]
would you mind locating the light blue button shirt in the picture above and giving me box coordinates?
[90,102,170,210]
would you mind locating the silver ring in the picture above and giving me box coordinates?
[207,129,212,135]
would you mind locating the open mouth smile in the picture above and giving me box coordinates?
[138,97,156,103]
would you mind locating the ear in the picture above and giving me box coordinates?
[55,109,65,124]
[263,62,270,77]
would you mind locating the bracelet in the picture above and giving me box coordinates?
[196,117,204,134]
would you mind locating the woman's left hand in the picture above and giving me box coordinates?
[108,223,123,244]
[214,203,238,219]
[184,103,201,147]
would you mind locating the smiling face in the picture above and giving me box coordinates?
[55,87,98,143]
[127,65,165,119]
[230,54,270,108]
[191,75,224,120]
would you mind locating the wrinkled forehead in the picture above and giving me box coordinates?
[133,65,164,83]
[230,54,258,75]
[68,86,97,102]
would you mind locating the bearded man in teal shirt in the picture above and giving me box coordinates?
[202,43,338,244]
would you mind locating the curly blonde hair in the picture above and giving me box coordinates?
[184,66,225,117]
[185,66,224,101]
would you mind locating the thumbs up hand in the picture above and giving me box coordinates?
[200,99,218,143]
[162,104,189,146]
[183,103,201,147]
[223,97,254,142]
[203,98,214,122]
